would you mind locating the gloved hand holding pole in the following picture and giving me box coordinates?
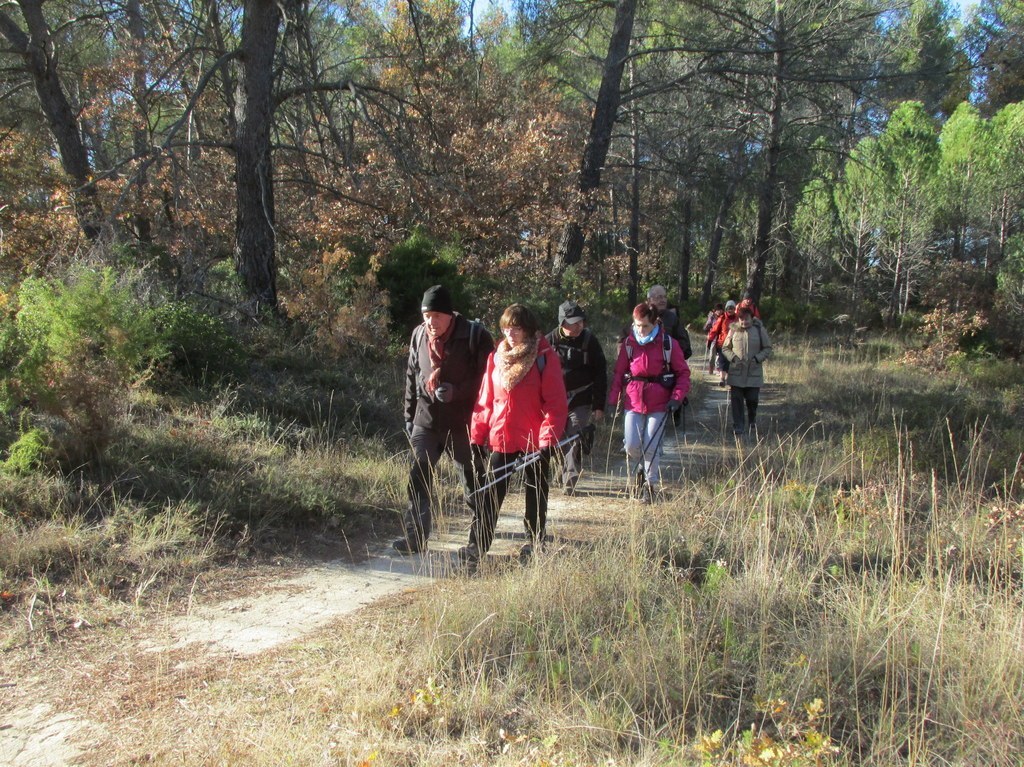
[473,424,596,496]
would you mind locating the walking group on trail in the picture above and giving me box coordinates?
[395,283,771,565]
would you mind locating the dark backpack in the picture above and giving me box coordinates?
[554,328,591,369]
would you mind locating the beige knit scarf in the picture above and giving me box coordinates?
[496,334,540,391]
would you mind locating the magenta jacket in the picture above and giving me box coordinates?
[608,329,691,414]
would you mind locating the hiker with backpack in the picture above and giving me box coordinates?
[722,305,772,440]
[703,303,725,374]
[646,284,693,360]
[708,299,739,387]
[546,300,608,496]
[460,304,568,565]
[608,303,691,503]
[393,285,494,555]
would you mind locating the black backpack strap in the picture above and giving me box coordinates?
[469,319,481,356]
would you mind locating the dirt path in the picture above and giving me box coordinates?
[0,367,773,766]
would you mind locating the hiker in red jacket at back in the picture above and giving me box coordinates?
[738,295,761,319]
[708,300,738,387]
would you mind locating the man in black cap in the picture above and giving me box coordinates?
[545,300,607,495]
[394,285,494,554]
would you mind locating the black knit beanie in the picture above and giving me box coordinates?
[420,285,454,315]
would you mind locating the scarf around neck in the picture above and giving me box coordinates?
[497,334,540,391]
[633,323,660,346]
[425,319,455,394]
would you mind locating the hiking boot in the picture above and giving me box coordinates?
[392,537,423,555]
[519,538,546,562]
[457,545,480,565]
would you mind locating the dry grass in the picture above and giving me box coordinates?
[3,334,1023,766]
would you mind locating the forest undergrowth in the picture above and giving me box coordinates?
[1,325,1023,766]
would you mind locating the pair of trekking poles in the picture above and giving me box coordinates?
[468,402,680,499]
[605,400,681,499]
[471,424,596,497]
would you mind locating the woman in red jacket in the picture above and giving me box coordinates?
[461,304,568,565]
[708,299,738,386]
[608,303,690,503]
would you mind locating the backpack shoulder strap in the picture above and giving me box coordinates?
[412,324,424,357]
[662,328,672,370]
[468,319,481,356]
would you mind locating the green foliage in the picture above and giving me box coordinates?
[995,236,1024,356]
[153,302,247,385]
[8,267,166,462]
[758,297,831,331]
[375,230,472,333]
[2,427,51,475]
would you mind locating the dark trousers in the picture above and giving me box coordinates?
[559,405,592,489]
[468,449,550,555]
[403,425,481,544]
[729,386,760,435]
[716,345,730,374]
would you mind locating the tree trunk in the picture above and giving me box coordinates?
[552,0,637,275]
[746,2,786,305]
[0,0,102,239]
[126,0,152,243]
[627,64,641,308]
[701,183,736,308]
[679,194,692,305]
[234,0,282,312]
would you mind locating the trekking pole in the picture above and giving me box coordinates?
[629,409,674,496]
[642,410,672,464]
[604,402,621,475]
[473,426,595,497]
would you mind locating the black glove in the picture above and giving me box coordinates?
[434,383,454,403]
[539,446,555,463]
[667,398,682,413]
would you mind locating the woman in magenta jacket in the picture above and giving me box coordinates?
[461,303,568,565]
[608,303,690,502]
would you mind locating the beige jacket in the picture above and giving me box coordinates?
[722,318,771,388]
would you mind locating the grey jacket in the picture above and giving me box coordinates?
[722,318,771,388]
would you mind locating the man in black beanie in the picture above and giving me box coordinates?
[394,285,494,554]
[545,300,607,495]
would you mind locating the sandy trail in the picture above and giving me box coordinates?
[1,372,767,766]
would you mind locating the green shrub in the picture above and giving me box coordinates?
[10,267,166,462]
[2,427,51,475]
[376,230,472,333]
[153,302,246,385]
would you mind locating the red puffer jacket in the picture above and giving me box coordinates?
[471,336,568,453]
[710,309,738,346]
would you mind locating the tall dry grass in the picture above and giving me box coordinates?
[0,352,410,648]
[81,334,1024,766]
